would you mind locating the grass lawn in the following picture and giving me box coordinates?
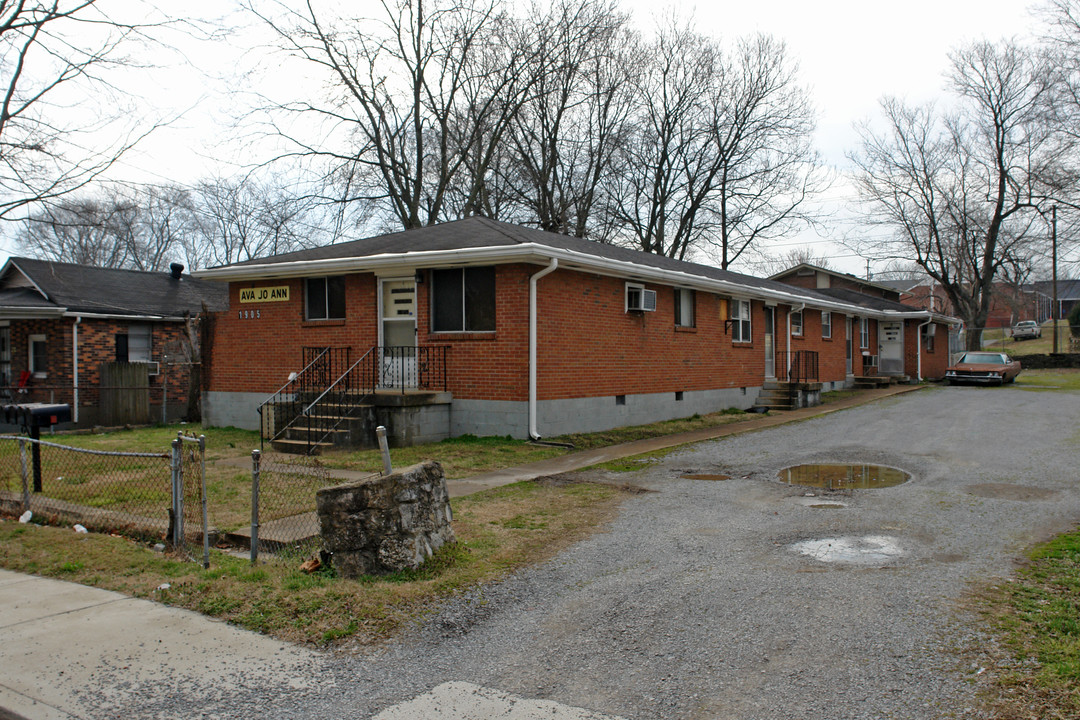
[1014,369,1080,392]
[0,478,629,647]
[980,526,1080,718]
[982,320,1074,355]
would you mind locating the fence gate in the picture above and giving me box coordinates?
[100,362,151,425]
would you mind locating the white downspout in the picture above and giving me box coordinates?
[529,258,558,440]
[916,316,932,382]
[786,303,804,379]
[72,316,81,423]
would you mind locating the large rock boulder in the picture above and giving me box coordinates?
[316,460,456,578]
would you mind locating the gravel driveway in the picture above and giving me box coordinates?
[144,386,1080,719]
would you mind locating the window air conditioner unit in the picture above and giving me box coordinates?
[626,285,657,312]
[146,361,160,376]
[863,354,878,368]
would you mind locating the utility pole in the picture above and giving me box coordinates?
[1053,206,1059,354]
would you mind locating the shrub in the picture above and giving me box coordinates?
[1069,302,1080,338]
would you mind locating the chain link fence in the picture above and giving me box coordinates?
[0,433,209,564]
[249,451,375,562]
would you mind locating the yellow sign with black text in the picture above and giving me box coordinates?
[239,286,290,304]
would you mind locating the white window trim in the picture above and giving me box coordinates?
[28,333,46,378]
[674,288,695,327]
[791,309,803,337]
[821,311,832,339]
[732,299,752,343]
[860,318,870,349]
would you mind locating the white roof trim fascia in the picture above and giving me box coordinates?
[2,259,50,301]
[0,306,67,319]
[61,311,186,322]
[194,243,954,322]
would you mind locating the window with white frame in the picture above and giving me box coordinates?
[731,299,751,342]
[28,334,46,377]
[860,317,869,348]
[791,309,803,336]
[305,276,347,320]
[921,323,935,352]
[821,311,832,339]
[116,324,152,363]
[674,289,695,327]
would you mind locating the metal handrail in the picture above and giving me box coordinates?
[303,347,376,416]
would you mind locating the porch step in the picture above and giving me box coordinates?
[270,438,334,455]
[753,387,796,411]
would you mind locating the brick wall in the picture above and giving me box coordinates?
[207,274,378,394]
[206,265,868,405]
[903,320,950,380]
[6,317,193,416]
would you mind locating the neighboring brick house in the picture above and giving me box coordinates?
[0,258,228,426]
[769,264,956,380]
[196,218,955,443]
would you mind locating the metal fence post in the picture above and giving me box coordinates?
[199,435,209,569]
[171,437,183,548]
[251,449,260,564]
[376,425,392,475]
[18,438,29,512]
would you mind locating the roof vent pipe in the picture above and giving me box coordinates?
[169,263,184,279]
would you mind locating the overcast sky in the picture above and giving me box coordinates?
[0,0,1048,276]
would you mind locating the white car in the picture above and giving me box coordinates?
[1011,321,1041,340]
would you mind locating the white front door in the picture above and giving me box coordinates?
[845,317,853,375]
[379,278,417,388]
[764,307,775,378]
[879,321,904,375]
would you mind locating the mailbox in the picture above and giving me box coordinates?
[3,403,71,428]
[4,403,71,493]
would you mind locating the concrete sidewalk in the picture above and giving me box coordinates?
[0,570,325,720]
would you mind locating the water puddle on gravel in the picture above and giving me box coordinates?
[779,463,909,490]
[790,535,904,564]
[680,473,731,481]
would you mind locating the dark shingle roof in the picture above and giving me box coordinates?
[814,287,926,314]
[2,258,228,317]
[226,216,846,303]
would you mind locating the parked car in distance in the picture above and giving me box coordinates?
[1011,320,1042,340]
[945,352,1022,385]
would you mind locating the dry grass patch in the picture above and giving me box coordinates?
[0,476,627,648]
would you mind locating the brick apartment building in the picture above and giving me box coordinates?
[0,258,227,426]
[195,218,955,446]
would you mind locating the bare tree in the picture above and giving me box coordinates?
[250,0,538,230]
[17,189,137,267]
[749,245,833,277]
[493,0,637,239]
[188,175,329,268]
[607,21,721,259]
[608,23,823,264]
[850,41,1072,349]
[705,35,825,269]
[0,1,166,219]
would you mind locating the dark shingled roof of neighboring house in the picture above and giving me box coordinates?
[0,258,228,318]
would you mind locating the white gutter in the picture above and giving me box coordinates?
[786,303,805,378]
[916,316,933,382]
[529,258,558,440]
[72,316,81,423]
[61,311,187,322]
